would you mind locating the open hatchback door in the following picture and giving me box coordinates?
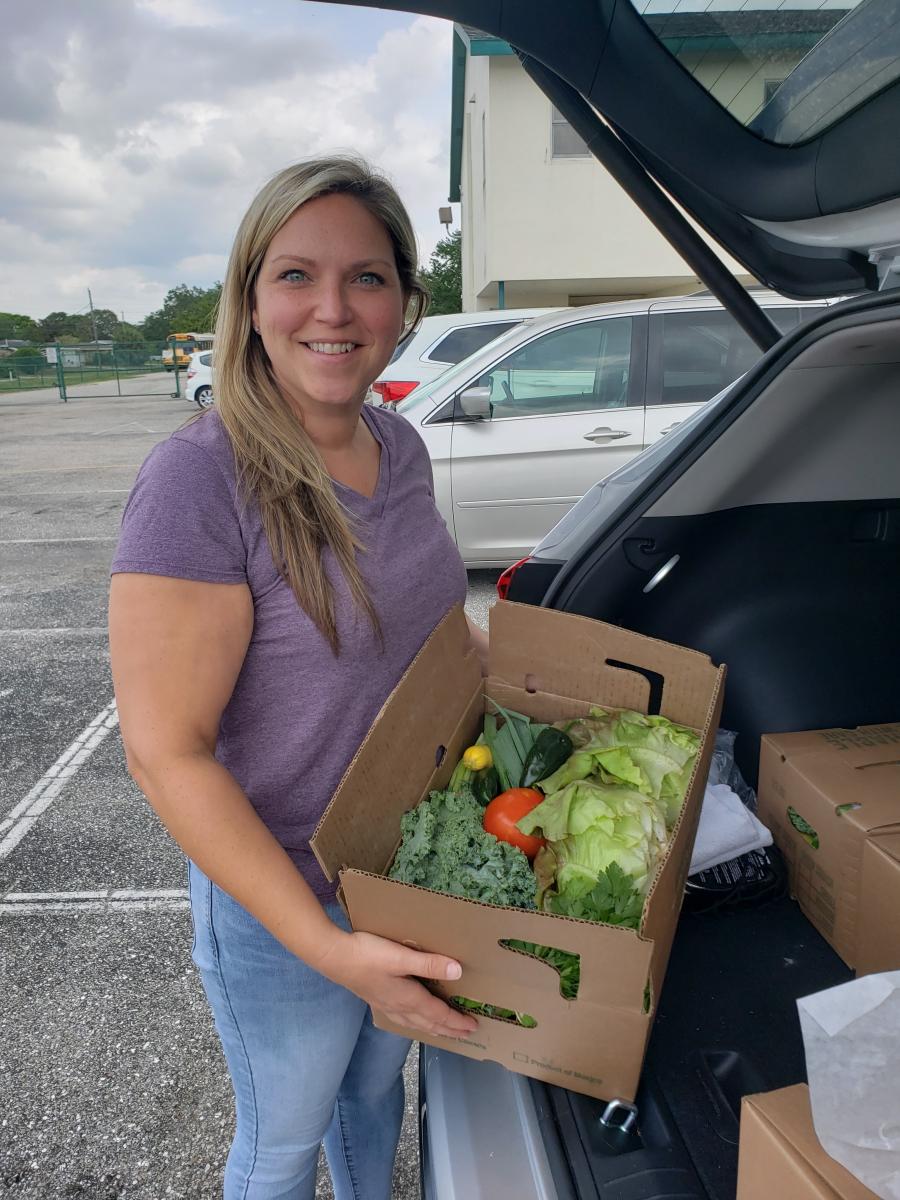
[319,0,900,324]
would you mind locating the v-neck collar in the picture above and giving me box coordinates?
[331,405,391,518]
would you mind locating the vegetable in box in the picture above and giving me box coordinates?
[387,704,701,1019]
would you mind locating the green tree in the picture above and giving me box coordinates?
[0,312,41,341]
[420,230,462,316]
[116,320,144,343]
[38,311,93,342]
[141,283,221,343]
[91,308,120,339]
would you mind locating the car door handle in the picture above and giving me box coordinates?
[583,427,630,443]
[660,422,682,436]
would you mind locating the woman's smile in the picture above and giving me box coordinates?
[303,341,359,355]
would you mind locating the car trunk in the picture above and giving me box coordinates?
[521,292,900,1198]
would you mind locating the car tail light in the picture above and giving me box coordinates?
[187,368,196,379]
[496,557,531,600]
[372,380,418,406]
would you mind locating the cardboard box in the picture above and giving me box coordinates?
[737,1084,877,1199]
[757,724,900,968]
[857,832,900,976]
[311,601,724,1102]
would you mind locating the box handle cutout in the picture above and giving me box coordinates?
[605,659,664,715]
[787,805,819,849]
[449,996,537,1028]
[499,939,580,1000]
[524,673,539,694]
[434,744,446,769]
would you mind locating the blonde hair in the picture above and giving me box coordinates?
[213,157,429,654]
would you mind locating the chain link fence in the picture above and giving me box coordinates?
[0,352,60,393]
[0,341,186,400]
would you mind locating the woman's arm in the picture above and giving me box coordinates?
[109,573,476,1036]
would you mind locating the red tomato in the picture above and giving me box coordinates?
[483,788,546,860]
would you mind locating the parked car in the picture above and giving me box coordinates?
[396,292,827,566]
[316,1,900,1197]
[185,351,214,409]
[369,307,557,407]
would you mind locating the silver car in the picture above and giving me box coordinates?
[398,293,826,566]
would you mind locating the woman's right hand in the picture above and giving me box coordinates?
[319,929,479,1039]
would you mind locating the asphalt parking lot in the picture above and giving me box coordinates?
[0,382,500,1200]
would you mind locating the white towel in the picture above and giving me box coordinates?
[689,783,773,875]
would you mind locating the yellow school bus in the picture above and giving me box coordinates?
[162,332,214,371]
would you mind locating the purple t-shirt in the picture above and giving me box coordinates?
[112,405,468,899]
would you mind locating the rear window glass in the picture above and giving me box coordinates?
[632,2,894,146]
[652,307,798,407]
[425,321,519,365]
[198,353,212,367]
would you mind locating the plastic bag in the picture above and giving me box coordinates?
[707,728,757,811]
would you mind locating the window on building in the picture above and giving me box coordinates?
[551,105,590,158]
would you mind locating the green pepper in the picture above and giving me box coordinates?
[519,728,575,789]
[471,766,501,807]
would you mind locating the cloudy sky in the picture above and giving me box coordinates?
[1,0,455,323]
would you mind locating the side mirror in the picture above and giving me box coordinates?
[458,386,493,420]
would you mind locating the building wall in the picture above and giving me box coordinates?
[460,54,491,316]
[460,53,754,311]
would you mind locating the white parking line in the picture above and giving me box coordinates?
[92,422,166,436]
[0,888,189,915]
[0,536,118,544]
[0,700,119,860]
[0,489,130,495]
[0,627,108,637]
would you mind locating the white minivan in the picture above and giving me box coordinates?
[397,291,828,566]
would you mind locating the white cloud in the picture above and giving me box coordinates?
[136,0,231,27]
[0,1,456,323]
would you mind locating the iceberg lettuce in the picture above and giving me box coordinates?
[517,707,700,925]
[517,777,669,908]
[554,707,699,826]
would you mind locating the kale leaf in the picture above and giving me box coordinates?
[389,788,537,909]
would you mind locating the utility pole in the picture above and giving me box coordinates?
[87,288,98,344]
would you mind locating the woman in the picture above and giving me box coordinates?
[109,157,484,1200]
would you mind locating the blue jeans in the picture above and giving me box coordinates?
[188,862,412,1200]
